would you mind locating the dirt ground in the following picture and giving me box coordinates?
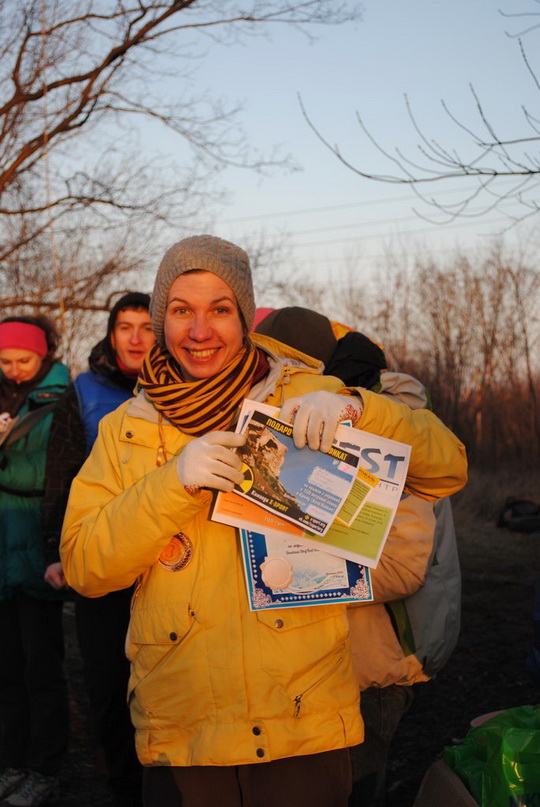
[58,510,539,807]
[385,512,539,807]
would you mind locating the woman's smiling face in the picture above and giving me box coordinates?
[164,271,244,381]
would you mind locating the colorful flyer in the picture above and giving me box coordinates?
[299,500,395,567]
[295,429,411,567]
[210,398,411,570]
[233,405,360,536]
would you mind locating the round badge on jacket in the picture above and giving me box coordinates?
[158,533,193,572]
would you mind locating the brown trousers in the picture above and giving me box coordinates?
[142,748,352,807]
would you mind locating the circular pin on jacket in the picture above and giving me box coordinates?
[158,533,193,571]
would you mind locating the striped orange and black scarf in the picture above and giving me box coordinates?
[138,340,262,435]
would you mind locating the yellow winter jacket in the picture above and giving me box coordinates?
[60,335,467,768]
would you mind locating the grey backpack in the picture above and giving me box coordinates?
[386,497,461,677]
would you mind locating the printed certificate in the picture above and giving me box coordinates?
[239,528,373,610]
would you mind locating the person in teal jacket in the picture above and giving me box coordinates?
[0,315,70,807]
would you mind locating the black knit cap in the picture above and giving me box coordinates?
[106,292,151,337]
[255,305,387,389]
[255,306,337,367]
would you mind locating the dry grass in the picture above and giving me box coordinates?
[452,464,540,526]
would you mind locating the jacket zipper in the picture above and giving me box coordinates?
[293,650,345,718]
[130,576,144,612]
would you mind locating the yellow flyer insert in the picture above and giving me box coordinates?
[335,466,380,526]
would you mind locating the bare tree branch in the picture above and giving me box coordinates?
[1,0,361,323]
[299,7,540,225]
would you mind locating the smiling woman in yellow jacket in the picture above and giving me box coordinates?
[60,235,467,807]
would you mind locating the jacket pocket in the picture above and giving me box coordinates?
[126,599,199,727]
[292,648,348,718]
[128,601,195,647]
[255,604,350,712]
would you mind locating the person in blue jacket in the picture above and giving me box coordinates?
[42,292,154,807]
[0,315,70,807]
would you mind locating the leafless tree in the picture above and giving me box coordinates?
[367,244,540,464]
[298,2,540,226]
[0,0,362,332]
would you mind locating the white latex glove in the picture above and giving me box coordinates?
[176,431,246,493]
[280,391,363,452]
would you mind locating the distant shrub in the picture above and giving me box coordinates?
[452,464,540,527]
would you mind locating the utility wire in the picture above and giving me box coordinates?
[221,178,521,224]
[284,215,517,250]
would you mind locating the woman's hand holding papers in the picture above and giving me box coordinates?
[280,391,363,453]
[176,431,246,493]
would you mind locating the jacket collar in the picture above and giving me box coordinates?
[250,332,323,371]
[248,332,323,404]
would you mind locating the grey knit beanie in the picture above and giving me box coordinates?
[150,235,256,345]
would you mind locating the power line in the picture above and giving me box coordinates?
[273,207,513,239]
[221,178,521,224]
[280,215,519,251]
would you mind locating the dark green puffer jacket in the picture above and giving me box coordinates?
[0,362,69,601]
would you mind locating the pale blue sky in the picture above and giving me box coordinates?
[144,1,540,282]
